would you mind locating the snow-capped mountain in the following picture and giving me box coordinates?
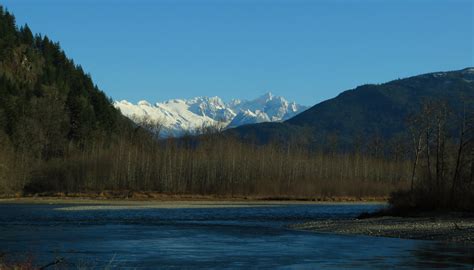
[114,92,307,137]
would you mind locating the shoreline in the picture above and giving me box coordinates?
[292,215,474,244]
[0,192,388,204]
[0,195,386,211]
[3,196,472,244]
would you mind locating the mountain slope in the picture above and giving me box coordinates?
[228,68,474,147]
[0,6,130,160]
[114,93,307,137]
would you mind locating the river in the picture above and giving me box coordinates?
[0,202,472,269]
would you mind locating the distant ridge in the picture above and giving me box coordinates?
[228,68,474,148]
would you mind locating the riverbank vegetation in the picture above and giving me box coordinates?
[385,101,474,213]
[1,113,411,198]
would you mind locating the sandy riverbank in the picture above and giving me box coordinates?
[292,215,474,243]
[0,192,387,204]
[0,196,385,209]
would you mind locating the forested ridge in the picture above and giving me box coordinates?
[0,7,134,192]
[230,68,474,149]
[0,7,472,211]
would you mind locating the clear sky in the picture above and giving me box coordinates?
[2,0,473,106]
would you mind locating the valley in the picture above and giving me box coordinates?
[0,2,472,269]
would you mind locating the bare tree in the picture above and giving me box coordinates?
[450,103,474,203]
[131,114,164,139]
[407,112,426,192]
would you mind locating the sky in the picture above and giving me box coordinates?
[2,0,473,106]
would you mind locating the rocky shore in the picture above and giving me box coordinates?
[292,215,474,243]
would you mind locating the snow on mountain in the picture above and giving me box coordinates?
[114,92,307,137]
[227,109,271,128]
[462,67,474,83]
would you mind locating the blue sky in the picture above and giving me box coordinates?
[2,0,473,106]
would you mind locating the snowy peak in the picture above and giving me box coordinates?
[257,92,274,103]
[137,100,152,107]
[185,96,234,122]
[114,93,307,137]
[229,92,305,122]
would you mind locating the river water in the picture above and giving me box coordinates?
[0,203,472,269]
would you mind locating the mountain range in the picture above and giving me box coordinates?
[114,92,307,137]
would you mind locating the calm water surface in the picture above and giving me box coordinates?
[0,203,472,269]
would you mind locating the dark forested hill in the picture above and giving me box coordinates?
[0,6,130,160]
[228,68,474,149]
[0,6,144,193]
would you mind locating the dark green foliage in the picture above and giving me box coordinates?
[0,6,126,152]
[0,6,132,192]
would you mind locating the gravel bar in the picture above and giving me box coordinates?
[292,216,474,243]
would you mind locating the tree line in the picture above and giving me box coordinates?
[3,115,411,198]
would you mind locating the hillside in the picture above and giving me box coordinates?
[229,68,474,148]
[0,7,135,192]
[0,7,130,145]
[114,93,307,137]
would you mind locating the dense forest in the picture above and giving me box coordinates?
[0,7,472,211]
